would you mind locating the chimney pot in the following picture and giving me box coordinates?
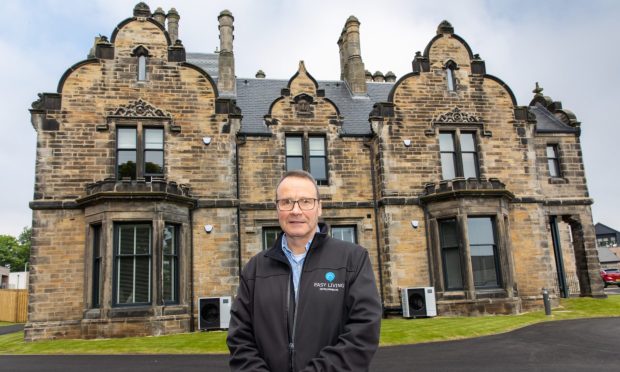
[167,8,180,43]
[255,70,266,79]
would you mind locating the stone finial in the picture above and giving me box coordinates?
[385,71,396,82]
[533,82,544,95]
[167,8,180,43]
[437,20,454,35]
[133,2,151,17]
[153,7,166,25]
[373,71,384,82]
[365,70,373,82]
[255,70,266,78]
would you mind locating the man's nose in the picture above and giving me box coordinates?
[290,201,303,214]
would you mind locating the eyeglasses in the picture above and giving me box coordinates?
[276,198,318,211]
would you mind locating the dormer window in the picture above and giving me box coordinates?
[444,60,458,91]
[132,46,150,82]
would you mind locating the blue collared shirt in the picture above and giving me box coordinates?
[281,227,319,302]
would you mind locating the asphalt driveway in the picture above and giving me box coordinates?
[1,317,619,371]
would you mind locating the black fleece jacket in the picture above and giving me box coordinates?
[227,224,382,372]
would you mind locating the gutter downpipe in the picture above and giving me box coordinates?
[236,134,246,281]
[189,204,196,332]
[364,136,386,316]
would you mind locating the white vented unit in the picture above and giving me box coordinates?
[401,287,437,318]
[198,296,232,330]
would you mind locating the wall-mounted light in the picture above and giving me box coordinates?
[203,137,212,145]
[411,220,419,229]
[204,224,214,233]
[403,139,412,147]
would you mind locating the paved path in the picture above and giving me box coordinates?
[1,318,619,371]
[0,323,24,335]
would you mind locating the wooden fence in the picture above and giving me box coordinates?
[0,289,28,323]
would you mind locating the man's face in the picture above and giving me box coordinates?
[276,176,322,243]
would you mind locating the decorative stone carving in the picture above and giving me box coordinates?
[108,99,171,119]
[434,107,480,123]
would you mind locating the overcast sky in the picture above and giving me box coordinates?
[0,0,618,236]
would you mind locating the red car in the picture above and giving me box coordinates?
[601,268,620,287]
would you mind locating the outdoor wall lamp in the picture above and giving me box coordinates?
[403,139,412,147]
[411,220,419,229]
[203,137,212,145]
[204,224,214,233]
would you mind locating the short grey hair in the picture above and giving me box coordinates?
[275,170,320,200]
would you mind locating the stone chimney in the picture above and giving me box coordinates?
[152,7,166,26]
[217,10,236,97]
[385,71,396,82]
[337,16,367,96]
[167,8,180,43]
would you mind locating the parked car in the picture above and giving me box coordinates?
[600,268,620,287]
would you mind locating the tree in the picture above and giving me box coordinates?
[0,227,31,272]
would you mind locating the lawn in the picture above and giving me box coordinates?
[1,296,619,355]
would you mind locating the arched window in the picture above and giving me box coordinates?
[444,60,458,91]
[132,46,150,82]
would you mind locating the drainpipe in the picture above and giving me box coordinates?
[236,135,246,281]
[364,138,385,314]
[189,206,195,332]
[550,215,569,298]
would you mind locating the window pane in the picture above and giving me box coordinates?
[119,225,135,255]
[163,225,175,255]
[134,257,150,303]
[286,157,303,171]
[439,219,458,247]
[309,137,325,156]
[286,137,303,156]
[548,160,559,177]
[444,248,463,289]
[117,151,136,179]
[468,217,494,245]
[138,56,146,81]
[441,153,456,179]
[439,133,454,151]
[332,227,356,244]
[118,128,136,149]
[462,153,477,179]
[546,145,557,158]
[145,128,163,149]
[263,227,281,250]
[135,225,151,255]
[446,68,455,91]
[460,133,475,152]
[471,245,499,287]
[117,258,134,304]
[145,150,164,175]
[310,157,327,180]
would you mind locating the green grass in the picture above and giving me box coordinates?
[1,296,619,354]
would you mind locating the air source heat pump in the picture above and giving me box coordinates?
[401,287,437,318]
[199,296,232,330]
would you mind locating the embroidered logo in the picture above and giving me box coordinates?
[325,272,335,282]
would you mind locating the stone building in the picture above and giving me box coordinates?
[26,2,603,340]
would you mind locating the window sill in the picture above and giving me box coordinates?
[548,177,568,184]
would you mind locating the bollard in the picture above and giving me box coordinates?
[542,288,552,316]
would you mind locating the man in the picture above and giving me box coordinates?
[227,170,382,371]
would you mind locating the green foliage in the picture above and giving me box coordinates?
[0,296,619,354]
[0,227,31,272]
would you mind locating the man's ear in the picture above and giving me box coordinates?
[317,200,322,217]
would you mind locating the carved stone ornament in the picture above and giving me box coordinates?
[109,99,171,119]
[434,107,480,123]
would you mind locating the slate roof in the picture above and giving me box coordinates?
[235,78,393,136]
[186,52,219,78]
[598,247,620,263]
[530,103,578,134]
[596,222,620,235]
